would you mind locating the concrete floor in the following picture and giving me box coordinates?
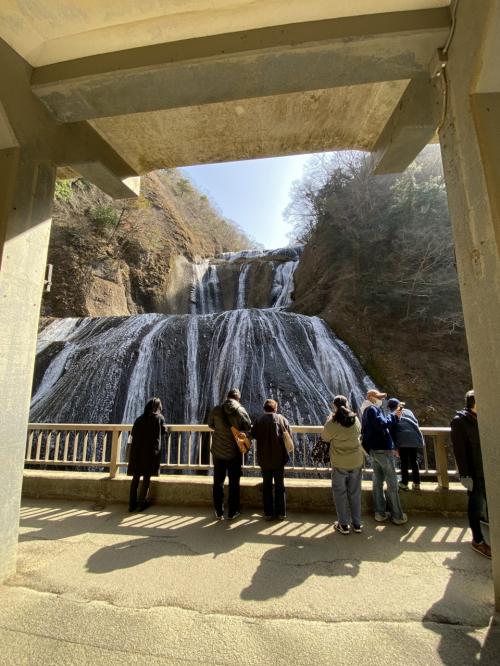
[1,499,499,665]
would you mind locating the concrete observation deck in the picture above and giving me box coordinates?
[1,498,499,665]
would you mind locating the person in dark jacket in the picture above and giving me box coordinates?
[127,397,165,512]
[387,398,425,491]
[361,389,407,524]
[208,388,251,520]
[450,390,490,558]
[251,399,291,521]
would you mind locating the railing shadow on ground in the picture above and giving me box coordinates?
[17,501,481,596]
[15,500,500,663]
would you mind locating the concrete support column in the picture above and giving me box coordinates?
[0,148,55,581]
[438,0,500,608]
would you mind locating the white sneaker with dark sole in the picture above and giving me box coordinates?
[333,521,350,535]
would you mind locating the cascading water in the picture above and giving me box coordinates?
[31,244,373,439]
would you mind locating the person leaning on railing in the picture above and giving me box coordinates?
[387,397,425,492]
[251,398,291,521]
[322,395,364,535]
[127,397,165,512]
[207,388,251,521]
[360,389,408,525]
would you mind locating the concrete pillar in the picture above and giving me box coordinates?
[0,148,55,581]
[438,0,500,608]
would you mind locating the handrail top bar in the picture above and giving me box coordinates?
[27,423,452,433]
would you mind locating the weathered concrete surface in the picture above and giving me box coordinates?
[438,0,500,608]
[22,471,468,514]
[1,498,498,665]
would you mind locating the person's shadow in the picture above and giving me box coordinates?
[241,538,360,600]
[423,549,500,665]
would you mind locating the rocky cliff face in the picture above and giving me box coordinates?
[43,171,253,318]
[292,217,471,425]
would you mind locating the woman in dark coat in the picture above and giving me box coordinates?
[127,397,165,511]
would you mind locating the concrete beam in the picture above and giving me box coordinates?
[0,37,139,196]
[55,122,140,198]
[31,8,451,122]
[371,77,442,174]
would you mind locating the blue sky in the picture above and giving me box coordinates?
[181,154,312,249]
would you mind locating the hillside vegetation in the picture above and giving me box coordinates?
[290,147,471,423]
[43,170,253,317]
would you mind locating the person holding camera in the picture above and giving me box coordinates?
[387,397,425,492]
[361,389,407,525]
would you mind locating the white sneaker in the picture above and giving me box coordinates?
[374,512,388,522]
[392,513,408,525]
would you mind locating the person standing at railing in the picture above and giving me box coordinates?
[387,397,425,492]
[450,390,491,559]
[251,399,291,521]
[361,389,408,525]
[127,397,165,512]
[208,388,252,521]
[323,395,364,535]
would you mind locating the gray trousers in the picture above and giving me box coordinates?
[331,466,362,526]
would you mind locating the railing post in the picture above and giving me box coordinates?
[435,432,449,489]
[109,430,120,479]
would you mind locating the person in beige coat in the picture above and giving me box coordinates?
[323,395,364,534]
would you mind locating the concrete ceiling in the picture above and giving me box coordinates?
[0,1,452,184]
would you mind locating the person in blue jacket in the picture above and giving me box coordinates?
[387,398,425,491]
[361,389,407,524]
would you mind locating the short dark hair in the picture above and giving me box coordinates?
[227,388,241,400]
[465,390,475,410]
[263,399,278,412]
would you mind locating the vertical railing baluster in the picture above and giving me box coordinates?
[109,429,120,479]
[63,431,69,463]
[435,432,449,489]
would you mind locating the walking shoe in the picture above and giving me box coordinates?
[352,524,363,533]
[128,502,137,512]
[214,511,224,521]
[392,513,408,525]
[333,521,350,535]
[412,483,421,492]
[264,515,274,521]
[398,482,410,491]
[138,500,152,512]
[227,511,241,520]
[374,512,389,522]
[472,541,491,559]
[276,515,287,521]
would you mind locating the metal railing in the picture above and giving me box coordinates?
[25,423,457,488]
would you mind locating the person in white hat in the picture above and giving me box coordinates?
[361,389,407,524]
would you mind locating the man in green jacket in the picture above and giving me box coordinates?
[208,388,251,520]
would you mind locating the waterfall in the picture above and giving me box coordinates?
[270,260,299,307]
[236,264,250,309]
[190,261,222,314]
[31,242,373,429]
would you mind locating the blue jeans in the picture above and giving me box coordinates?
[331,467,362,526]
[371,450,405,520]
